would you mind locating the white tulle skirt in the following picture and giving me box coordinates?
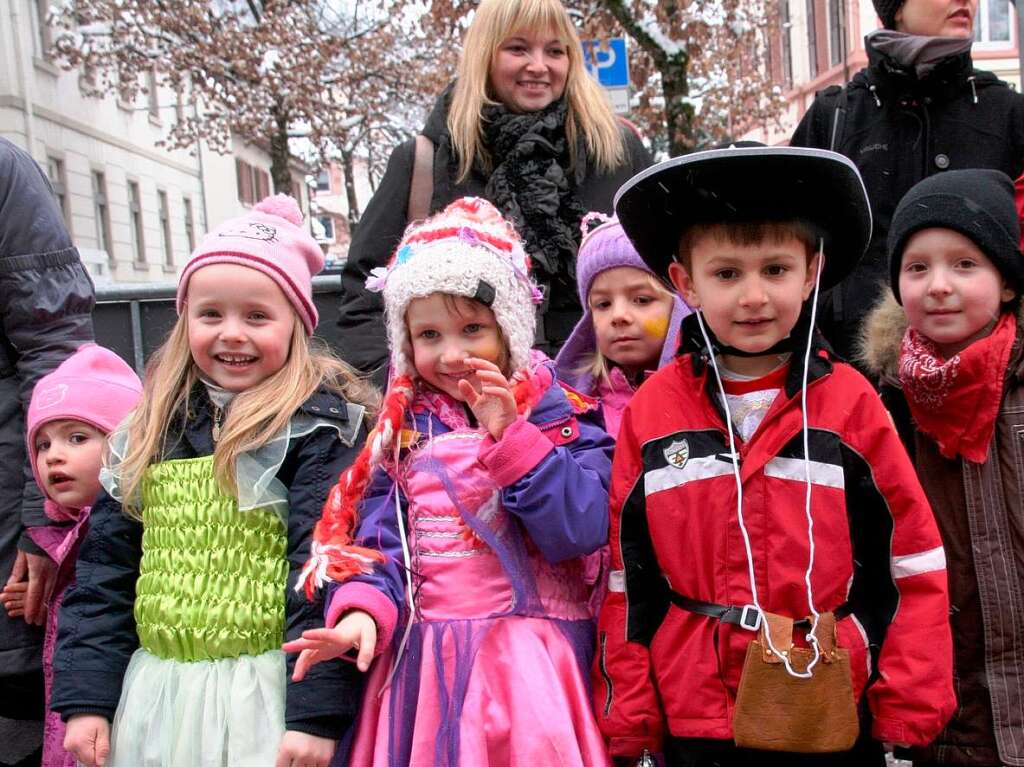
[107,648,285,767]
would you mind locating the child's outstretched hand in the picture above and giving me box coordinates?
[282,609,377,677]
[274,730,336,767]
[458,357,516,440]
[64,714,110,767]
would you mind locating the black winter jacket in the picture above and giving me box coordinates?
[0,137,95,675]
[51,385,368,740]
[791,45,1024,362]
[335,93,652,377]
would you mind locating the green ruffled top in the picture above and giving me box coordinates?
[134,455,288,662]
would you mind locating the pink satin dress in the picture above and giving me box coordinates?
[347,426,611,767]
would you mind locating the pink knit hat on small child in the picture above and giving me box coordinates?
[27,343,143,508]
[176,195,325,335]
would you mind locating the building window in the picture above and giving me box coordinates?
[806,0,819,79]
[315,169,330,192]
[92,171,112,256]
[46,156,71,232]
[827,0,846,67]
[32,0,52,58]
[183,196,195,252]
[780,0,793,88]
[975,0,1012,44]
[235,159,271,205]
[157,190,173,266]
[318,216,336,242]
[128,181,146,264]
[147,69,160,120]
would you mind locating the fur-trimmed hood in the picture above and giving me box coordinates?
[858,288,1024,381]
[857,289,907,381]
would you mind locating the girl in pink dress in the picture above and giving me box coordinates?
[288,197,614,767]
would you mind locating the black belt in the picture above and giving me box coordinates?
[669,592,852,631]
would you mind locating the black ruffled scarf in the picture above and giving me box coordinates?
[480,99,587,308]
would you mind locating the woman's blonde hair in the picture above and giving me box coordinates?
[448,0,625,182]
[116,312,379,518]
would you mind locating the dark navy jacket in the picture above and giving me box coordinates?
[0,137,95,676]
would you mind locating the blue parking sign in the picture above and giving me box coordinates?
[581,37,629,88]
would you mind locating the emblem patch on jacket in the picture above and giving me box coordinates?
[664,439,689,469]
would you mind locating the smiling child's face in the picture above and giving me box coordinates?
[669,230,818,377]
[406,293,510,400]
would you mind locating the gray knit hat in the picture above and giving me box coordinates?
[873,0,905,28]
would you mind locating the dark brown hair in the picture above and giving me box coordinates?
[676,220,821,272]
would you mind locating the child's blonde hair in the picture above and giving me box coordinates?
[582,271,675,384]
[117,312,378,518]
[448,0,625,182]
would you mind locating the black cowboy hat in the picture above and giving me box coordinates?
[614,144,872,291]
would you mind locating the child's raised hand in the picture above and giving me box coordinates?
[457,357,517,440]
[274,730,336,767]
[64,714,110,767]
[282,609,377,677]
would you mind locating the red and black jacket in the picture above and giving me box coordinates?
[594,322,955,758]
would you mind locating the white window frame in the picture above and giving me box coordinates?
[974,0,1015,48]
[826,0,847,68]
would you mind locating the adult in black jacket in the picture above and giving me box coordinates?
[791,0,1024,361]
[0,137,94,766]
[336,0,651,379]
[51,384,367,754]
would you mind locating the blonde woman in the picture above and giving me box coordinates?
[51,196,377,767]
[337,0,650,380]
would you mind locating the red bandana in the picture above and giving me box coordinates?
[898,312,1017,463]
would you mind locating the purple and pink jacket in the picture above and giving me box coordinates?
[324,360,615,765]
[326,359,614,646]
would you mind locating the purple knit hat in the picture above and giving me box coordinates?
[555,213,690,391]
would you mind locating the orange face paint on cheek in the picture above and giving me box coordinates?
[642,317,669,340]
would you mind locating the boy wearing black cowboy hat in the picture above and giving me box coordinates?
[593,145,955,767]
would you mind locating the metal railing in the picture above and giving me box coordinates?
[94,275,346,374]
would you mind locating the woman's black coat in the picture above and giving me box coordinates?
[791,46,1024,361]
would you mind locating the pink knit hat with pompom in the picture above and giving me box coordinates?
[176,194,325,335]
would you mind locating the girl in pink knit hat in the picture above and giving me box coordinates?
[53,196,378,767]
[0,343,141,767]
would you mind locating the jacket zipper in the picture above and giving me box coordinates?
[599,631,614,716]
[211,403,224,443]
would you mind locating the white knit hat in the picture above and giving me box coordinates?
[367,197,543,378]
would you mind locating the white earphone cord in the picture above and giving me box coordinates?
[693,238,825,679]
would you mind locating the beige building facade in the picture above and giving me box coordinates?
[0,0,311,283]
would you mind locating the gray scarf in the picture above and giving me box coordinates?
[868,29,973,78]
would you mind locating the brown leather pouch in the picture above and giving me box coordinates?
[732,611,859,753]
